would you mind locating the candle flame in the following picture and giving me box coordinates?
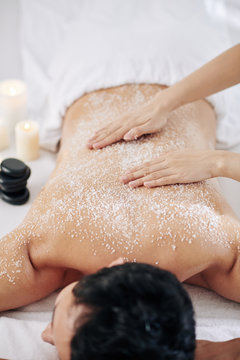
[9,86,17,96]
[23,122,31,131]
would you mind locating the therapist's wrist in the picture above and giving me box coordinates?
[213,150,232,178]
[218,151,240,182]
[154,87,182,113]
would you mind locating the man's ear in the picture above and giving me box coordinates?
[107,257,125,268]
[41,322,54,345]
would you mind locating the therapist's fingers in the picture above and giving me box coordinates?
[123,120,160,141]
[123,112,167,141]
[90,125,123,147]
[87,123,121,149]
[121,161,167,184]
[127,170,174,188]
[91,128,129,149]
[144,175,180,188]
[87,112,138,149]
[122,157,166,176]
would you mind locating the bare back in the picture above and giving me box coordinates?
[25,84,239,282]
[1,84,240,311]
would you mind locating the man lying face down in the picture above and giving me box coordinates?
[42,262,195,360]
[4,83,239,360]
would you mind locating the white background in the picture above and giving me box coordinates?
[0,0,22,81]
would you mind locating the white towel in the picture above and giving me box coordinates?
[0,293,58,360]
[36,0,240,152]
[185,284,240,341]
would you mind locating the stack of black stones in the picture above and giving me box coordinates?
[0,158,31,205]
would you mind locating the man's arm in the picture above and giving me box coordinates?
[0,229,64,311]
[195,339,240,360]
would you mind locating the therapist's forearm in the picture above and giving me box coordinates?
[159,44,240,111]
[216,151,240,182]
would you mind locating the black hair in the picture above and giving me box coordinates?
[71,262,195,360]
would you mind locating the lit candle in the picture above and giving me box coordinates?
[0,80,27,133]
[0,121,9,150]
[15,120,39,161]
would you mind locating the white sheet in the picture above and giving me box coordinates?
[20,0,81,119]
[0,293,58,360]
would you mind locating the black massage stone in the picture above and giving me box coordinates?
[1,188,30,205]
[0,181,27,193]
[1,158,27,178]
[0,158,31,206]
[0,167,31,185]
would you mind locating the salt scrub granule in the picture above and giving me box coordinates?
[1,84,235,285]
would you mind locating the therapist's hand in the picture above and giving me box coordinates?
[120,150,221,188]
[87,91,169,149]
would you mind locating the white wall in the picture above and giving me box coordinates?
[0,0,22,80]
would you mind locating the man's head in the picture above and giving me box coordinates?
[42,262,195,360]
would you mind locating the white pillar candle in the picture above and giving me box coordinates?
[0,122,9,150]
[0,79,27,133]
[15,120,39,161]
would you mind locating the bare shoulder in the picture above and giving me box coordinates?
[200,216,240,302]
[154,213,239,286]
